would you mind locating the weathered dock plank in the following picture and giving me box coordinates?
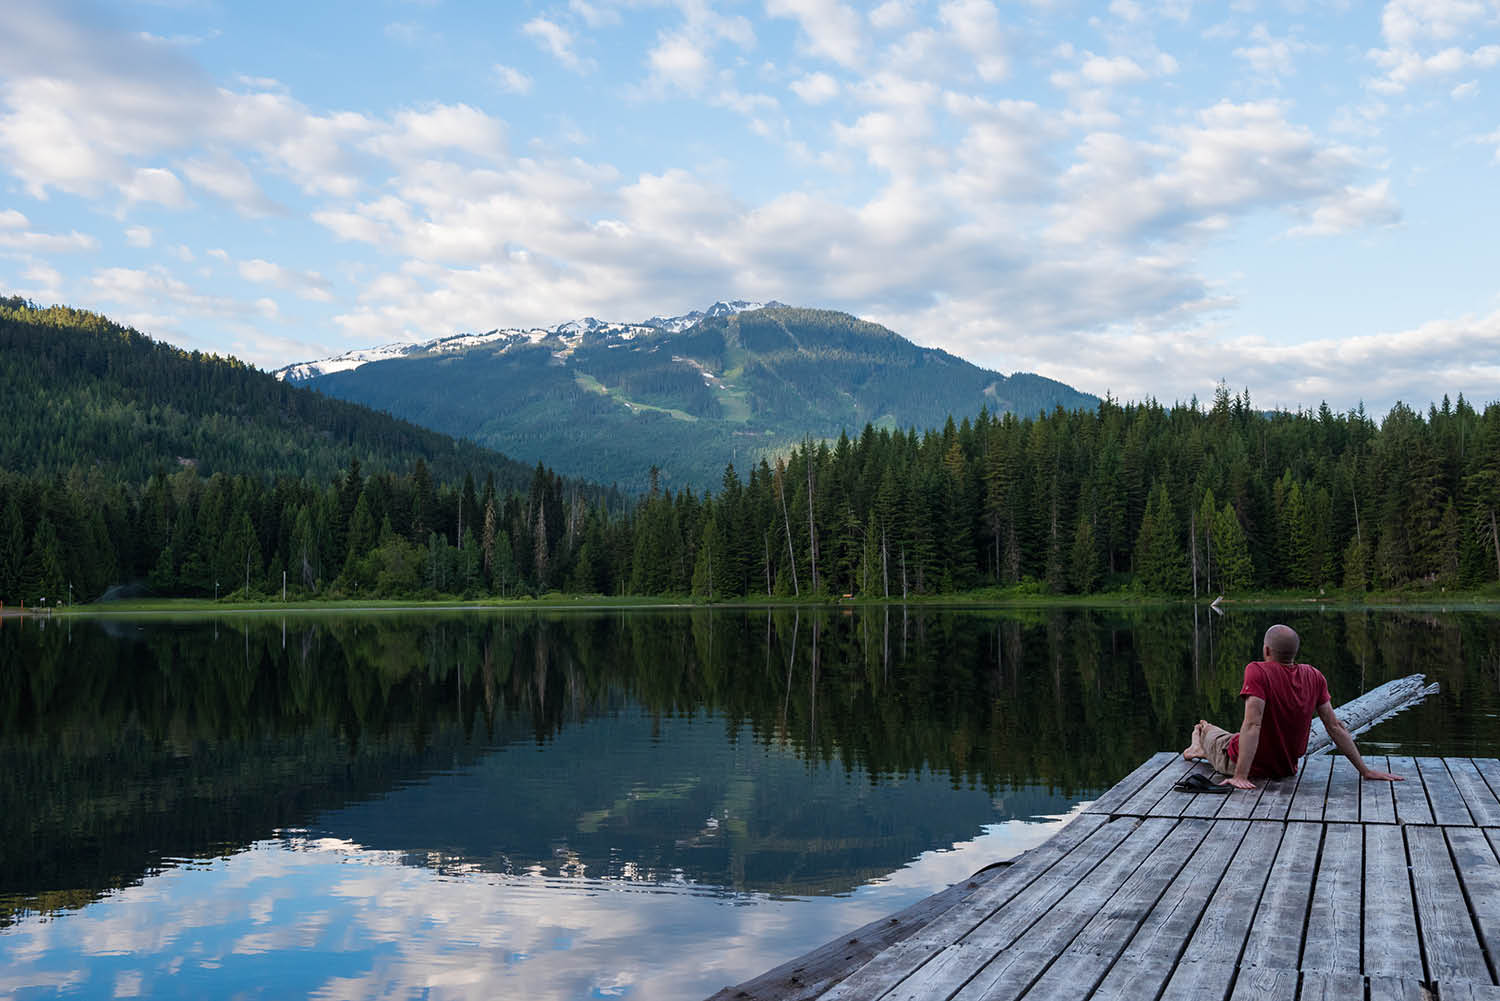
[1406,824,1491,984]
[1445,827,1500,986]
[1447,759,1500,827]
[1434,983,1500,999]
[1301,822,1362,976]
[1418,758,1475,826]
[1228,966,1298,1001]
[1250,771,1305,822]
[1295,972,1367,1001]
[705,866,1007,1001]
[1084,751,1179,816]
[1238,822,1322,974]
[1152,762,1218,818]
[1323,757,1361,823]
[964,818,1208,1001]
[920,819,1179,1001]
[1363,755,1399,824]
[1365,822,1427,981]
[1083,819,1250,1001]
[1473,759,1500,804]
[1287,757,1334,822]
[1389,755,1436,825]
[1216,777,1270,820]
[817,815,1126,1001]
[1117,757,1197,817]
[1155,821,1285,1001]
[1365,979,1429,1001]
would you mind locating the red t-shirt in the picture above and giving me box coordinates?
[1226,660,1331,779]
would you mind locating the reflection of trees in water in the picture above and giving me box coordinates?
[3,608,1498,923]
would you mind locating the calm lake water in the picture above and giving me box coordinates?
[2,605,1498,1000]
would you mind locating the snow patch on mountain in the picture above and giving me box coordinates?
[274,300,786,381]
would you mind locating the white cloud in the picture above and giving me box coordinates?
[939,0,1009,82]
[790,72,839,104]
[1080,54,1148,86]
[125,225,152,247]
[1234,24,1313,79]
[765,0,865,67]
[1368,0,1500,93]
[1048,101,1395,246]
[89,265,278,322]
[569,0,620,29]
[121,167,189,207]
[364,104,507,163]
[1370,43,1500,93]
[1380,0,1490,48]
[1031,307,1500,413]
[181,155,279,216]
[0,226,99,252]
[238,257,334,301]
[869,1,915,30]
[1451,79,1479,98]
[494,64,533,95]
[648,33,713,91]
[523,18,594,73]
[1288,179,1402,236]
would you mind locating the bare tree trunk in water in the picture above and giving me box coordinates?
[806,444,818,594]
[777,463,799,597]
[1190,508,1198,600]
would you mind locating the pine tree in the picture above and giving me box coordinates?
[1213,503,1254,593]
[1134,482,1187,594]
[1069,512,1100,594]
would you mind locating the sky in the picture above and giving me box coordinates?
[1,0,1498,414]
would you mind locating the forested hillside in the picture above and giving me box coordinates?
[0,297,545,488]
[300,306,1097,492]
[5,378,1498,606]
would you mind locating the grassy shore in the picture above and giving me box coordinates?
[16,581,1500,618]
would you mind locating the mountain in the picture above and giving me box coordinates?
[0,296,551,492]
[281,303,1097,493]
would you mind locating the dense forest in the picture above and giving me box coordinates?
[4,375,1500,605]
[0,296,588,491]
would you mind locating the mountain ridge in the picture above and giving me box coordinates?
[284,302,1098,492]
[274,299,787,382]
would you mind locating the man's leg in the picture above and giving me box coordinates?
[1184,720,1237,775]
[1183,719,1213,761]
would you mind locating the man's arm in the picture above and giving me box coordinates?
[1315,701,1403,782]
[1219,696,1264,790]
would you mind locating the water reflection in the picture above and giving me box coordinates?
[1,606,1498,999]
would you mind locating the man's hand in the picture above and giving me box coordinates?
[1360,768,1403,782]
[1219,776,1255,790]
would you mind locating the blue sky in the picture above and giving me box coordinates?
[2,0,1498,412]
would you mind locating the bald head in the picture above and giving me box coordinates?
[1263,624,1299,664]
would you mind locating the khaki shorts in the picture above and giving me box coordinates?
[1200,722,1236,776]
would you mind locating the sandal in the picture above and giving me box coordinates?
[1173,772,1231,794]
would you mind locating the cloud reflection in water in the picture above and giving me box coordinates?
[0,809,1083,1001]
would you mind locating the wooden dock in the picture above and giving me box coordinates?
[712,753,1500,1001]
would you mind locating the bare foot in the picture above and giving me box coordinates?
[1182,720,1208,761]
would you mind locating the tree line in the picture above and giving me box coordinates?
[4,384,1500,606]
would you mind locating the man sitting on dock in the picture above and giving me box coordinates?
[1182,624,1402,789]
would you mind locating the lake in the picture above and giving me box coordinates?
[2,605,1497,1000]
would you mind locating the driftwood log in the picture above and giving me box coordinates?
[1307,673,1438,755]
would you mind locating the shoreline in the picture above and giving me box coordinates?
[11,588,1500,618]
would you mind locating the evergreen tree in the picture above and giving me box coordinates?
[1069,511,1100,594]
[1134,483,1187,594]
